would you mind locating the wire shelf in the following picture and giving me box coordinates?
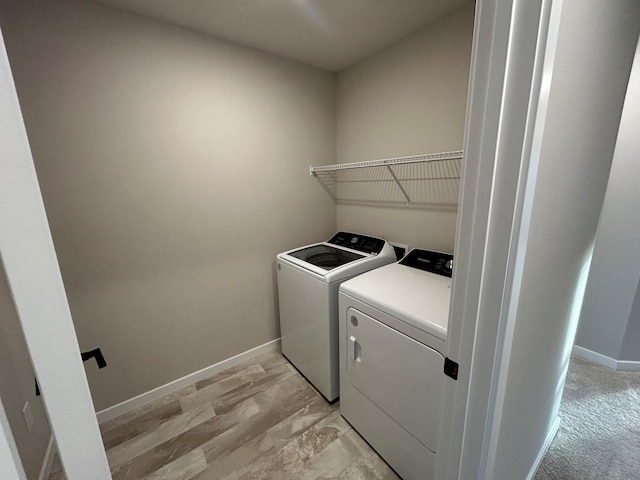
[310,150,463,209]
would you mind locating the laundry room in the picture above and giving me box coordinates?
[3,1,640,480]
[0,0,474,478]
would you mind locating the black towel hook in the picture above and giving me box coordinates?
[35,347,107,396]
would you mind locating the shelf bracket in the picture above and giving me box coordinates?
[386,164,411,205]
[310,170,338,202]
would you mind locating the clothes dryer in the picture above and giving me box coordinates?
[339,249,453,480]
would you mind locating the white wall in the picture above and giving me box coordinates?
[0,0,336,411]
[575,35,640,363]
[335,3,474,252]
[490,1,640,478]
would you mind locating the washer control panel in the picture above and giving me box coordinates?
[400,249,454,278]
[328,232,385,255]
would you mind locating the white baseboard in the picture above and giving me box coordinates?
[37,435,56,480]
[572,345,618,369]
[572,345,640,372]
[96,339,281,424]
[525,416,560,480]
[616,360,640,372]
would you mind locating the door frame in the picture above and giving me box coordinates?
[436,0,560,478]
[0,27,111,480]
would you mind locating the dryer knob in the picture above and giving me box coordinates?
[446,259,453,270]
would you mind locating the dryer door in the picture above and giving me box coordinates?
[346,307,444,452]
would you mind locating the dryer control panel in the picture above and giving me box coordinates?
[400,249,454,278]
[328,232,386,255]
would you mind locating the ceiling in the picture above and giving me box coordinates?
[95,0,471,71]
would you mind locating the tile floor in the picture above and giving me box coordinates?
[49,350,400,480]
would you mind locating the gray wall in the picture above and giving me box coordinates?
[335,3,474,252]
[575,36,640,363]
[0,264,51,479]
[491,1,640,478]
[0,0,336,411]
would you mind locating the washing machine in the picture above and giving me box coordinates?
[277,232,397,401]
[338,248,453,480]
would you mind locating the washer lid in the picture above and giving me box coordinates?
[287,244,365,270]
[340,262,452,341]
[277,232,397,282]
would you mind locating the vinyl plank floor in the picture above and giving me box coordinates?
[49,350,400,480]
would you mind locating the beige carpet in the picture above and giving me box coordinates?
[535,356,640,480]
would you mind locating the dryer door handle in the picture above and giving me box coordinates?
[349,335,361,362]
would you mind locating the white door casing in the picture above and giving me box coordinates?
[0,26,111,480]
[435,0,561,478]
